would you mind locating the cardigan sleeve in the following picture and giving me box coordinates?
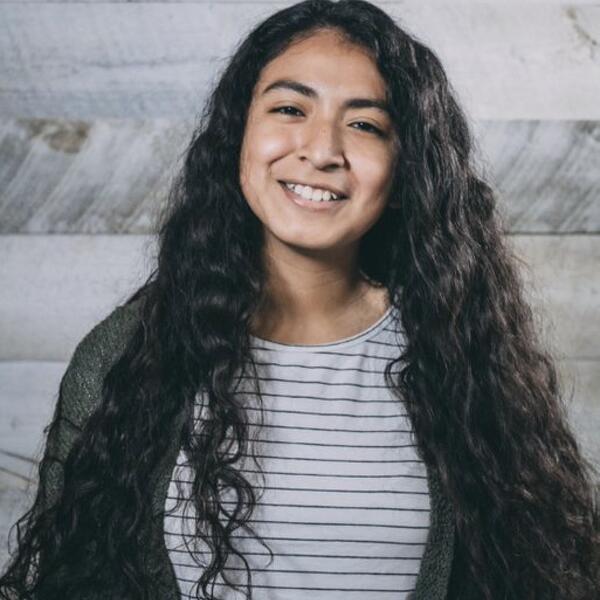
[39,298,143,513]
[34,299,143,596]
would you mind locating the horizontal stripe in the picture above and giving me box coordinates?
[223,469,426,479]
[181,581,415,593]
[165,306,429,600]
[166,498,430,512]
[166,531,427,545]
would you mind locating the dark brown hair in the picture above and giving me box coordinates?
[2,1,599,598]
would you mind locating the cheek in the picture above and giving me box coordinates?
[240,126,277,191]
[239,125,287,211]
[354,151,395,197]
[243,117,294,167]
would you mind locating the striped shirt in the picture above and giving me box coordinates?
[163,304,431,598]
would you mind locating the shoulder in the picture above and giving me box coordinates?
[39,295,145,508]
[68,296,143,374]
[59,295,144,429]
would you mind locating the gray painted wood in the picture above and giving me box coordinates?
[565,358,600,478]
[0,234,154,361]
[512,234,600,360]
[0,488,36,573]
[0,119,190,233]
[0,358,596,489]
[2,1,595,4]
[475,121,600,233]
[1,4,599,119]
[1,0,599,573]
[0,362,63,486]
[0,233,598,360]
[1,119,598,233]
[0,356,598,571]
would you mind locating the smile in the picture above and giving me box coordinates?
[278,181,348,212]
[278,180,348,202]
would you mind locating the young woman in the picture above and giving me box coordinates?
[1,1,599,598]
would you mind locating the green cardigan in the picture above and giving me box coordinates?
[41,298,457,599]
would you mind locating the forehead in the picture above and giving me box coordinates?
[256,30,387,99]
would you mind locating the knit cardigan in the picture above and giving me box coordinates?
[40,298,457,599]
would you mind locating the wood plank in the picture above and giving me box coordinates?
[1,357,597,488]
[512,234,600,360]
[0,362,63,480]
[0,488,36,571]
[562,358,600,476]
[0,234,599,360]
[0,119,598,234]
[0,4,599,119]
[2,1,597,4]
[0,119,190,233]
[475,121,600,233]
[0,235,154,361]
[1,356,598,566]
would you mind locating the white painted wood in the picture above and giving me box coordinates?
[0,119,190,233]
[1,234,598,360]
[0,359,597,477]
[0,488,37,572]
[0,4,599,119]
[2,1,596,4]
[1,0,598,575]
[511,234,600,360]
[1,119,598,234]
[474,121,600,233]
[0,362,64,484]
[0,235,156,361]
[561,358,600,475]
[0,357,597,571]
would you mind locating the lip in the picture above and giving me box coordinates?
[278,181,348,212]
[278,180,348,200]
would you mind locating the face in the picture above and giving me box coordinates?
[239,29,398,254]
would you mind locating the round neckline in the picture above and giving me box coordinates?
[249,303,395,352]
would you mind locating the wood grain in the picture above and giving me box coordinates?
[1,357,597,491]
[1,0,599,571]
[0,119,189,234]
[0,234,598,360]
[0,4,599,119]
[2,1,596,4]
[1,119,598,233]
[512,234,600,360]
[2,354,598,566]
[0,234,154,361]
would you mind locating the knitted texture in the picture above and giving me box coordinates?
[38,299,455,599]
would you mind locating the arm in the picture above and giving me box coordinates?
[34,300,143,596]
[0,298,144,599]
[39,299,143,512]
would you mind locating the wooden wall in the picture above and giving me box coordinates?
[1,0,599,568]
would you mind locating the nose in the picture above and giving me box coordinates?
[297,116,346,170]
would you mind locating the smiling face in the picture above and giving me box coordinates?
[239,28,398,254]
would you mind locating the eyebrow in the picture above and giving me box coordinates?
[261,78,391,116]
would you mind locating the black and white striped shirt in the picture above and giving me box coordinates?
[163,304,431,598]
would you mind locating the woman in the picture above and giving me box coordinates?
[1,0,598,598]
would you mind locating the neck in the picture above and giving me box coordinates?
[249,242,390,344]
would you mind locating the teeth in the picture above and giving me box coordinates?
[284,181,341,202]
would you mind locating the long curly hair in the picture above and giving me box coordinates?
[2,1,599,598]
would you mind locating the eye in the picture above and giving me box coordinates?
[351,121,384,136]
[272,105,304,116]
[271,107,384,137]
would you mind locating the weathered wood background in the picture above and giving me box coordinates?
[1,0,599,569]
